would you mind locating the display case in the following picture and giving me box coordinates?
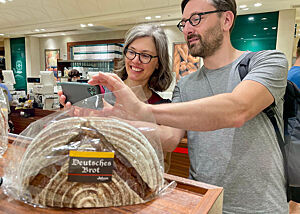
[57,59,118,77]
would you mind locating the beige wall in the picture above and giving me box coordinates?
[25,36,41,91]
[26,36,41,77]
[0,41,3,47]
[4,38,11,70]
[276,9,296,68]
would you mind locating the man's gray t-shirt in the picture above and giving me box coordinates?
[172,50,289,214]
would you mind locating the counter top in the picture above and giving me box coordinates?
[9,107,57,134]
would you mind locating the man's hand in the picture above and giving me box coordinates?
[88,72,153,122]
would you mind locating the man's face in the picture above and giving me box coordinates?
[182,0,224,58]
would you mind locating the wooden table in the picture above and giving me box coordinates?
[0,143,223,214]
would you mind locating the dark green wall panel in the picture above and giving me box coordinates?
[231,12,279,51]
[10,37,27,91]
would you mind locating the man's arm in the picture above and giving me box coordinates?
[158,125,185,152]
[125,119,185,152]
[88,72,273,131]
[149,79,274,131]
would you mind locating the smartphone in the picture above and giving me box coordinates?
[58,82,101,104]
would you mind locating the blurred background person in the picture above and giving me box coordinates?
[67,69,81,82]
[288,39,300,88]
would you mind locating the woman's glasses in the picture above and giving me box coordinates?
[124,48,158,64]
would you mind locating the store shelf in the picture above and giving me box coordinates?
[57,58,121,76]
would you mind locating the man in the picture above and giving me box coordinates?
[287,39,300,88]
[89,0,288,213]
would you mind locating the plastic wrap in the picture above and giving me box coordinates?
[2,87,174,208]
[0,88,8,157]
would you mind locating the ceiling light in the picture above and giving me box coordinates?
[87,23,94,27]
[264,28,268,30]
[8,0,12,1]
[272,27,277,30]
[0,0,6,4]
[43,35,47,37]
[0,33,4,36]
[254,3,262,7]
[241,8,249,11]
[160,23,166,26]
[239,5,247,9]
[35,29,40,32]
[145,16,151,20]
[241,38,244,40]
[155,16,161,19]
[248,17,254,21]
[261,18,267,21]
[80,24,86,27]
[61,33,66,36]
[253,35,257,37]
[41,29,45,31]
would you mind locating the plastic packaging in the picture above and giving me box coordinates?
[2,87,174,208]
[0,88,8,157]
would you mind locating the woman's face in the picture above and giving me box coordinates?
[125,36,159,84]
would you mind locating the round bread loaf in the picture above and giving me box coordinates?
[17,117,164,208]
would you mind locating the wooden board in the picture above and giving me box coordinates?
[0,143,223,214]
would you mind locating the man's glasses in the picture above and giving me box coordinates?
[124,48,158,64]
[177,10,227,32]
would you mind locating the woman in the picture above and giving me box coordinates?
[59,24,173,106]
[59,24,177,172]
[113,24,173,104]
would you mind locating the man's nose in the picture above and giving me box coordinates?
[183,21,194,36]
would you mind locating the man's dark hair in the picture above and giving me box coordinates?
[68,69,80,78]
[181,0,237,32]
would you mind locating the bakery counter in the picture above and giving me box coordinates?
[0,143,223,214]
[168,138,189,178]
[9,107,57,134]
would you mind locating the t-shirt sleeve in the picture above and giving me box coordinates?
[243,50,288,105]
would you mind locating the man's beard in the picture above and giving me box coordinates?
[187,23,224,58]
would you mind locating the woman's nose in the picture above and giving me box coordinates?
[131,54,141,63]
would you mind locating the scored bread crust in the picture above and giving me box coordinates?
[17,117,163,208]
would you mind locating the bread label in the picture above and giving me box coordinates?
[67,150,114,183]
